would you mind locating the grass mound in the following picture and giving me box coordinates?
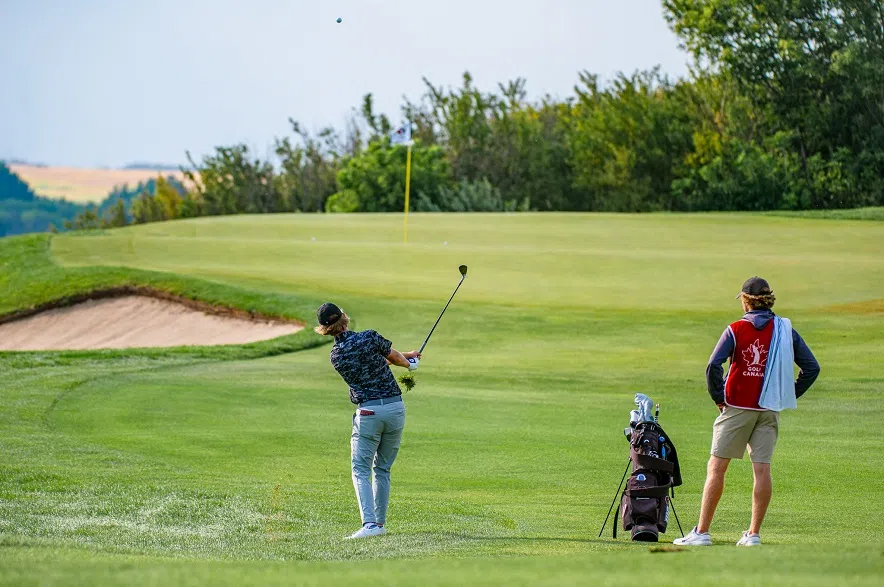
[0,234,326,364]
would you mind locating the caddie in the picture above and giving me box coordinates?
[314,303,420,540]
[676,277,820,546]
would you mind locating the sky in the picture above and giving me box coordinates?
[1,0,690,168]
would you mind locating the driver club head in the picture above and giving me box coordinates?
[459,264,468,277]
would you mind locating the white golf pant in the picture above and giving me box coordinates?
[350,399,406,525]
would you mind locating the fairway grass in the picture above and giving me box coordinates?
[1,213,883,585]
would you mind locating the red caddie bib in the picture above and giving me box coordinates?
[725,319,774,410]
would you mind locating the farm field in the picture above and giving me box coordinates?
[8,163,189,203]
[1,212,882,586]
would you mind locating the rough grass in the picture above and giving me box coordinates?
[1,213,883,586]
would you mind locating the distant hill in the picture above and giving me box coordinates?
[0,162,84,236]
[0,163,37,201]
[123,163,186,171]
[9,163,190,204]
[3,158,47,167]
[1,162,188,237]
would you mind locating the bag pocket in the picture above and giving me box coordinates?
[631,426,662,458]
[622,475,661,529]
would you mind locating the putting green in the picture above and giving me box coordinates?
[2,212,882,586]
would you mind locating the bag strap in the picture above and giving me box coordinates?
[632,453,674,472]
[625,485,671,498]
[613,493,620,539]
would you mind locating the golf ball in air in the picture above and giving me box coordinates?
[336,17,342,23]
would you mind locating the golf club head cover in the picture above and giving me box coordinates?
[634,394,654,422]
[408,357,419,371]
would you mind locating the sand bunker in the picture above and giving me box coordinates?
[0,296,302,351]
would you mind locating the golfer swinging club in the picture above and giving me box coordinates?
[675,277,820,546]
[315,303,420,540]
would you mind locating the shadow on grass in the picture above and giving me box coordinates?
[440,532,697,548]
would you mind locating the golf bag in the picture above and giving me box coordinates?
[615,420,682,542]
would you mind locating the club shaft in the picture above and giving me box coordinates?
[419,275,465,354]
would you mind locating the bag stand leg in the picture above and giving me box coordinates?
[667,495,685,538]
[598,459,631,538]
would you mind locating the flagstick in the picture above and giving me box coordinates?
[403,143,412,244]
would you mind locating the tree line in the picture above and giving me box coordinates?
[10,0,883,235]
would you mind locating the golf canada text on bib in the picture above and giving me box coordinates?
[725,319,774,410]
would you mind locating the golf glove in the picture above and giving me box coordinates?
[407,357,419,371]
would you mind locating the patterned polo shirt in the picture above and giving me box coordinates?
[330,329,402,405]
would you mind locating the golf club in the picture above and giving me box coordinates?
[418,265,467,354]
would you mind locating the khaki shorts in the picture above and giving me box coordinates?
[711,406,779,463]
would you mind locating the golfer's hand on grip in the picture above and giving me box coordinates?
[386,349,419,369]
[404,350,421,371]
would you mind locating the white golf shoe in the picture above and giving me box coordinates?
[673,527,712,546]
[345,524,386,540]
[736,531,761,546]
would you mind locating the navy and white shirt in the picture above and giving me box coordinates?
[330,330,402,405]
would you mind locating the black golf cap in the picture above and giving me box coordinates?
[736,276,772,299]
[317,302,343,326]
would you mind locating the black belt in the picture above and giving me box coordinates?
[358,396,403,407]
